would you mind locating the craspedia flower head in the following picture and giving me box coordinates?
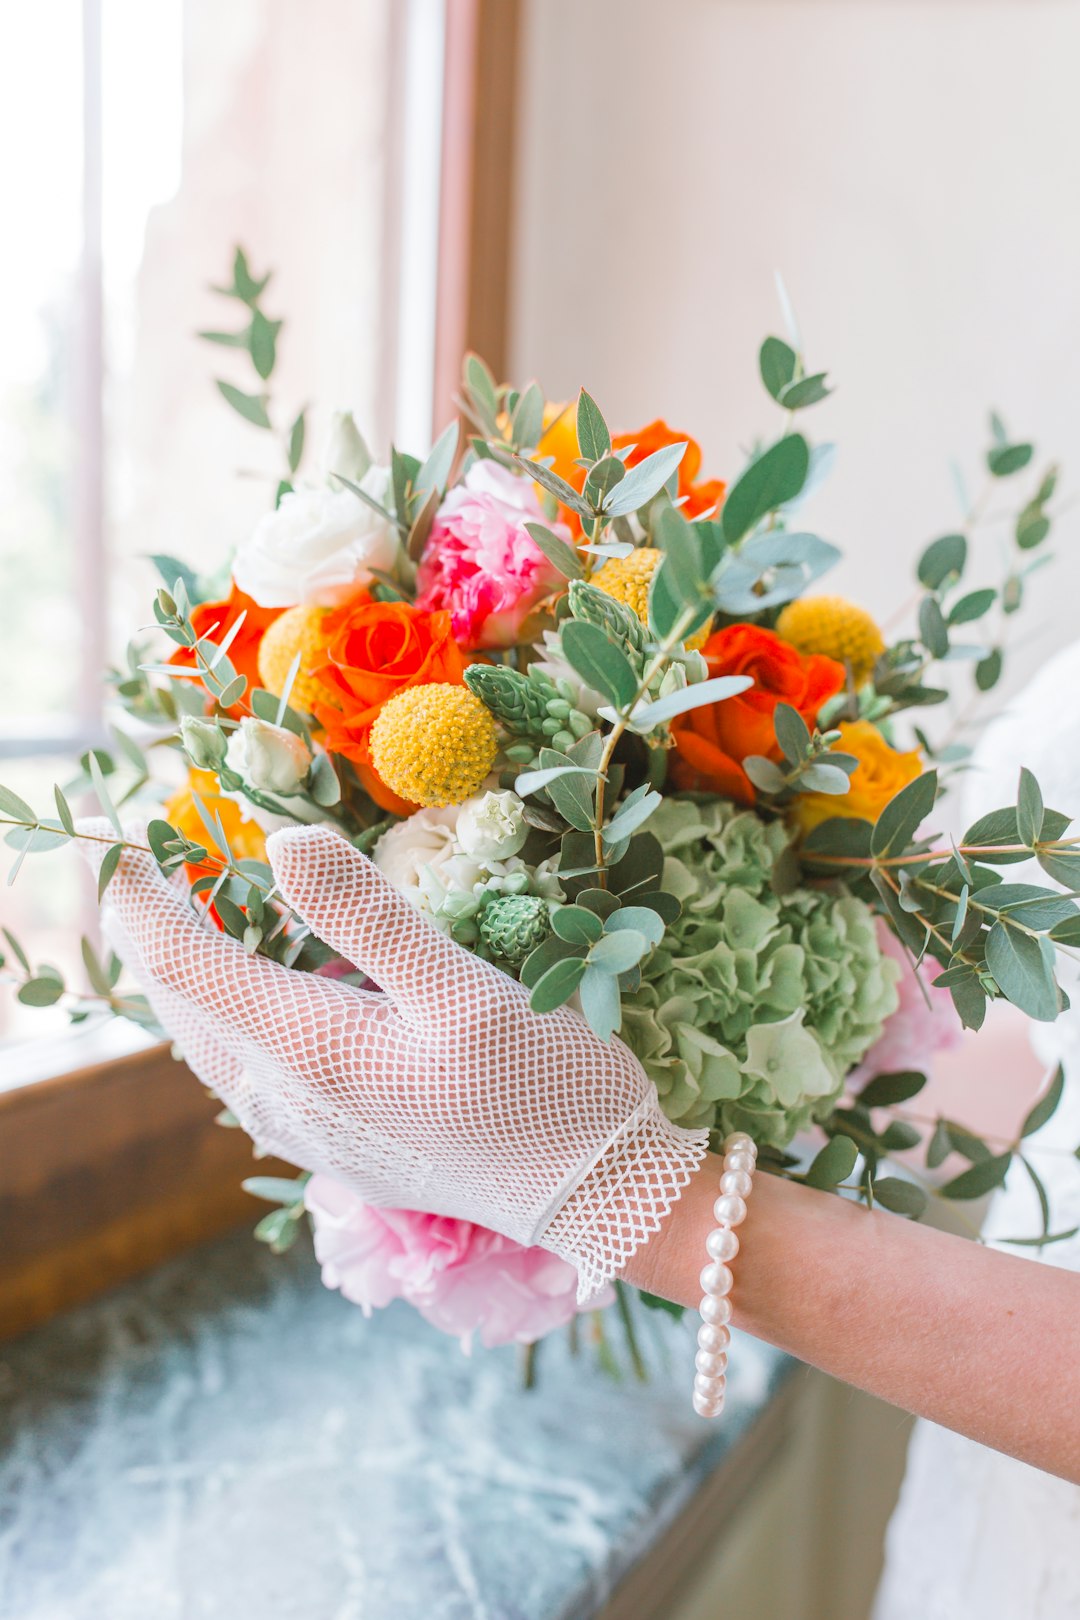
[369,684,498,807]
[775,595,884,685]
[257,603,332,713]
[591,547,711,651]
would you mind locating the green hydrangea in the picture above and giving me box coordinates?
[623,797,900,1147]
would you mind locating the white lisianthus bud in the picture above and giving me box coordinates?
[456,790,528,861]
[180,715,227,771]
[224,717,312,796]
[322,410,372,487]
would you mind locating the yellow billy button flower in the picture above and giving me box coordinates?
[591,547,711,651]
[775,595,884,686]
[257,604,331,713]
[369,684,498,808]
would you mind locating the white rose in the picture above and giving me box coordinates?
[232,469,398,608]
[225,716,312,795]
[372,808,461,913]
[456,790,527,861]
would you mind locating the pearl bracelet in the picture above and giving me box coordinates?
[693,1131,757,1419]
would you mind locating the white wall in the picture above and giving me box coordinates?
[508,0,1080,706]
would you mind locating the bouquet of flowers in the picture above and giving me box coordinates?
[4,250,1078,1365]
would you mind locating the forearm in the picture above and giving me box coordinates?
[624,1155,1080,1483]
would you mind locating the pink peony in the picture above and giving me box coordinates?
[848,920,961,1088]
[415,460,568,649]
[305,1174,603,1350]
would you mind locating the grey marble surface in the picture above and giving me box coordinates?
[0,1230,793,1620]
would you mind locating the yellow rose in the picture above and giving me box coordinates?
[792,721,922,835]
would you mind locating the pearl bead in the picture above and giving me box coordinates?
[705,1226,740,1262]
[723,1132,755,1156]
[712,1193,747,1227]
[692,1389,725,1418]
[719,1168,753,1199]
[694,1370,724,1398]
[724,1150,756,1176]
[695,1349,728,1377]
[698,1294,733,1326]
[697,1322,731,1354]
[700,1261,733,1297]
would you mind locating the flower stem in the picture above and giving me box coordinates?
[614,1280,649,1383]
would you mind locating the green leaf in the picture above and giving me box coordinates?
[798,762,851,795]
[307,751,341,807]
[515,762,597,797]
[242,1175,308,1206]
[653,504,705,609]
[984,923,1060,1021]
[588,929,648,974]
[939,1151,1012,1200]
[1016,507,1051,551]
[949,972,987,1032]
[416,420,459,494]
[561,619,639,708]
[975,648,1003,691]
[804,1134,859,1189]
[1,926,31,973]
[858,1070,927,1108]
[198,328,248,348]
[721,434,810,544]
[759,336,797,400]
[529,954,587,1013]
[88,750,123,839]
[248,309,278,379]
[774,703,811,765]
[871,769,937,857]
[777,371,831,410]
[624,674,753,732]
[579,963,621,1041]
[1017,766,1044,847]
[636,1290,686,1318]
[605,905,665,947]
[917,533,967,590]
[287,409,306,475]
[744,756,788,794]
[575,887,622,920]
[216,380,271,429]
[519,933,585,988]
[999,1226,1080,1248]
[948,587,996,625]
[918,595,950,659]
[603,790,662,847]
[97,842,123,900]
[18,976,65,1007]
[576,389,610,462]
[926,1119,952,1169]
[520,454,594,518]
[1038,848,1080,888]
[0,784,36,824]
[524,521,584,580]
[602,442,688,518]
[871,1177,927,1217]
[1021,1064,1065,1138]
[987,442,1033,478]
[551,905,604,945]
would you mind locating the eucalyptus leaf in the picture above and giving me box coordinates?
[588,929,648,974]
[858,1070,927,1108]
[778,371,831,410]
[1021,1064,1065,1138]
[561,619,639,708]
[917,533,967,590]
[871,1177,927,1217]
[871,769,938,858]
[579,964,622,1042]
[551,905,604,945]
[524,521,584,580]
[759,336,797,400]
[721,434,810,543]
[216,380,271,430]
[1017,766,1045,848]
[984,923,1060,1021]
[602,442,688,517]
[939,1151,1012,1200]
[622,674,753,732]
[576,389,610,462]
[804,1134,858,1189]
[529,955,587,1013]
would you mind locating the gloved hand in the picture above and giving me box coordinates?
[78,820,708,1300]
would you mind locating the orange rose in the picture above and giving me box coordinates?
[536,410,724,538]
[792,720,922,835]
[310,592,466,811]
[613,420,726,521]
[169,583,282,712]
[670,624,846,804]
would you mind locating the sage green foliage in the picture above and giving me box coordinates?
[479,894,551,965]
[621,799,900,1146]
[463,662,592,757]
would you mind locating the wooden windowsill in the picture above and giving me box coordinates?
[0,1041,292,1341]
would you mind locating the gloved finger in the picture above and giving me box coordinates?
[75,817,397,1089]
[267,825,503,1021]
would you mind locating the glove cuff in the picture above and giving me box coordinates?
[539,1098,710,1304]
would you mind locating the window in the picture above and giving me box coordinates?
[0,0,449,1076]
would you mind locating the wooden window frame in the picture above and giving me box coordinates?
[0,0,523,1343]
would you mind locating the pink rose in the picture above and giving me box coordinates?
[305,1174,604,1350]
[416,461,567,649]
[848,920,961,1088]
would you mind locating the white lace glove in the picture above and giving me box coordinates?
[79,820,708,1300]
